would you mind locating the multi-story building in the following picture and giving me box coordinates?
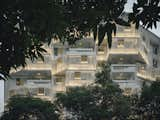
[4,24,160,101]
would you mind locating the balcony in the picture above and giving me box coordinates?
[67,64,96,71]
[66,48,95,55]
[107,38,148,64]
[52,64,66,75]
[137,69,156,81]
[115,32,140,38]
[54,84,66,92]
[97,52,107,61]
[66,80,94,87]
[26,64,52,70]
[26,80,51,88]
[111,64,136,73]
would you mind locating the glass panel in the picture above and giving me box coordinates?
[117,39,124,48]
[74,72,81,79]
[16,79,24,86]
[54,48,58,56]
[81,56,88,63]
[38,88,45,95]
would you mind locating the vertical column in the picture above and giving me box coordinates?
[0,80,4,116]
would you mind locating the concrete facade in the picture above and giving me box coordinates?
[4,24,160,101]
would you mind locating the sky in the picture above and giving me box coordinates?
[124,0,160,37]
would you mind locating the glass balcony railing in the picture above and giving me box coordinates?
[26,80,51,88]
[66,80,94,86]
[137,68,156,81]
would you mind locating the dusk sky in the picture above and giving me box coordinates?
[125,0,160,37]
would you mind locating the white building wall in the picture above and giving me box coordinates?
[0,80,4,116]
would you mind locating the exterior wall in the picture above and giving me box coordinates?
[4,24,160,101]
[0,80,4,116]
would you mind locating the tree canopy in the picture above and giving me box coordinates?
[0,0,159,79]
[0,96,59,120]
[0,0,66,79]
[56,64,131,120]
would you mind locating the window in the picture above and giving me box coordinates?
[124,88,132,95]
[74,72,81,79]
[54,48,58,56]
[81,56,88,63]
[38,88,45,95]
[9,90,15,96]
[58,48,63,54]
[142,36,146,41]
[153,59,158,68]
[16,78,24,86]
[98,47,105,54]
[37,58,43,63]
[153,46,158,55]
[55,78,64,84]
[117,39,124,48]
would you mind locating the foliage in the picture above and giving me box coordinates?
[129,81,160,119]
[95,63,112,86]
[62,0,130,48]
[56,64,131,120]
[0,0,159,79]
[129,0,160,29]
[0,96,59,120]
[0,0,66,79]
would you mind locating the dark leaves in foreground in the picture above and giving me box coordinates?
[129,0,160,29]
[0,96,59,120]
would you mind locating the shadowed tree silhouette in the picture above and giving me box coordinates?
[0,96,59,120]
[0,0,66,79]
[129,0,160,29]
[62,0,130,48]
[56,64,131,120]
[0,0,159,79]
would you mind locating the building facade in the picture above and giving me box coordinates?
[4,24,160,101]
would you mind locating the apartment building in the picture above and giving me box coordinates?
[4,24,160,101]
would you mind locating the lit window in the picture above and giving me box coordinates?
[98,47,104,54]
[124,29,131,32]
[117,39,124,48]
[55,78,64,84]
[38,88,45,95]
[57,58,62,64]
[9,90,15,96]
[124,88,132,95]
[74,72,81,79]
[16,78,24,86]
[37,58,43,63]
[58,48,63,54]
[81,56,88,63]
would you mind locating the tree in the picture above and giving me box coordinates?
[129,0,160,29]
[130,81,160,119]
[0,0,66,79]
[62,0,130,48]
[0,0,159,79]
[56,64,131,120]
[0,96,59,120]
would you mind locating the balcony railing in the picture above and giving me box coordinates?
[137,69,156,81]
[111,64,137,73]
[67,64,96,70]
[26,80,51,88]
[66,48,94,55]
[52,64,66,75]
[26,64,52,70]
[66,80,94,86]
